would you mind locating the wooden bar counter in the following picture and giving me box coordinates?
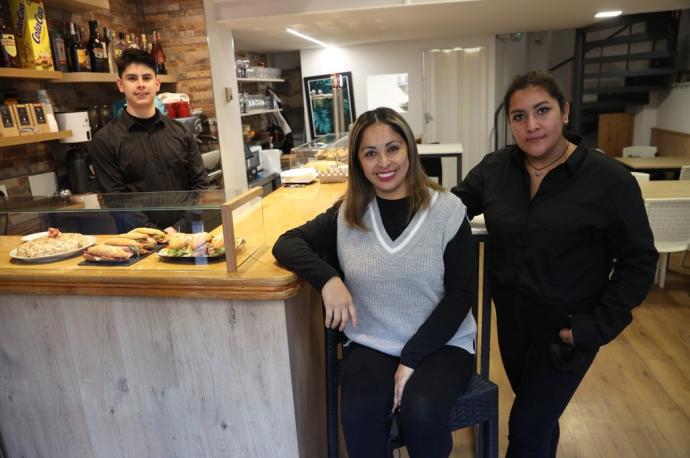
[0,183,346,458]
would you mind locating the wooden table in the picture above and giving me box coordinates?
[0,182,347,458]
[638,180,690,199]
[615,156,690,178]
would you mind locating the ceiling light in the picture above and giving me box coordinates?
[286,28,331,48]
[595,10,622,18]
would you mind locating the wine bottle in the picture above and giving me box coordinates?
[0,0,19,68]
[78,25,92,72]
[48,20,68,72]
[87,20,108,72]
[150,29,167,75]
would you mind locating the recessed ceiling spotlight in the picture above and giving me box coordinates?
[286,28,331,48]
[595,10,622,18]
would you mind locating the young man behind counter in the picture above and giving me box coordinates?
[90,48,209,194]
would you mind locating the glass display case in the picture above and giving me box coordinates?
[290,133,349,182]
[0,189,264,272]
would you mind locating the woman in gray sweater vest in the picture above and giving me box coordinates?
[273,108,477,457]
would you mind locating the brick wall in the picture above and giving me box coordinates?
[0,0,212,198]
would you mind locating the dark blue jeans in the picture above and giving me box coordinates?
[495,296,598,458]
[340,343,473,458]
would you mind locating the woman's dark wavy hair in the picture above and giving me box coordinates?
[503,70,568,113]
[343,107,442,229]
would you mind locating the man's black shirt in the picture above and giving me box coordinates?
[90,109,209,193]
[452,138,657,347]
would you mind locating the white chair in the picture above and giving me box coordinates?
[679,165,690,181]
[644,198,690,288]
[631,171,650,182]
[681,166,690,266]
[622,146,657,158]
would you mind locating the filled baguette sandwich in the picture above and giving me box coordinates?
[83,244,136,262]
[130,227,167,243]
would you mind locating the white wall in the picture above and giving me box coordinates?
[633,85,690,144]
[299,35,495,142]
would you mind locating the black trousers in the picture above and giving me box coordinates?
[495,294,598,458]
[340,342,473,458]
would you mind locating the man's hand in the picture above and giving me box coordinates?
[321,276,358,331]
[559,328,574,346]
[393,364,414,411]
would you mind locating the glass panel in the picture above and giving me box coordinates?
[231,196,265,268]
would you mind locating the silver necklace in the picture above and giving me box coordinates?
[525,142,570,177]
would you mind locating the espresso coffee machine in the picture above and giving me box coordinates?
[244,144,260,182]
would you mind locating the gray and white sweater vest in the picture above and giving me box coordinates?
[337,190,477,357]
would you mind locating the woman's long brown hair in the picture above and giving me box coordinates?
[343,107,443,229]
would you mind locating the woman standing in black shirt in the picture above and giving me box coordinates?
[453,71,657,457]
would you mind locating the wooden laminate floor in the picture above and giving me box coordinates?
[404,253,690,458]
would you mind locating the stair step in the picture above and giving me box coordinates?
[584,68,676,79]
[583,85,667,94]
[585,50,675,64]
[586,31,668,49]
[582,101,628,111]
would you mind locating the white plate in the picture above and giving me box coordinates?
[10,236,97,263]
[21,231,49,242]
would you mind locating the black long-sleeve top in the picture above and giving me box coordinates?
[272,195,477,369]
[90,109,209,193]
[452,137,657,348]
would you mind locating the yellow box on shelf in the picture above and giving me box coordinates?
[8,0,53,71]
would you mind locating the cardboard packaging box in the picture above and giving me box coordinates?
[0,105,20,138]
[8,0,53,70]
[10,104,36,135]
[28,103,50,133]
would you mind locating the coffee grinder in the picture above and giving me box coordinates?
[55,112,93,195]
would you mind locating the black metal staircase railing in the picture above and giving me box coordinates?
[493,10,681,151]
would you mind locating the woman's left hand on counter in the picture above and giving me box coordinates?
[393,363,414,411]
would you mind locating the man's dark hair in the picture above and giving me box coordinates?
[116,48,157,77]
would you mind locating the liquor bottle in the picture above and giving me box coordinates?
[111,32,126,61]
[67,22,81,72]
[77,25,91,72]
[48,20,68,72]
[103,28,116,73]
[87,20,107,72]
[126,33,138,49]
[150,29,166,75]
[0,0,19,68]
[139,33,151,53]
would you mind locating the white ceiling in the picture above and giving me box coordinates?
[217,0,690,53]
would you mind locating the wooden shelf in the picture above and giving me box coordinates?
[46,0,109,12]
[0,68,63,80]
[240,108,283,117]
[0,131,73,148]
[51,72,178,83]
[238,77,285,83]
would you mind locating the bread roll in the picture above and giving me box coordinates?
[190,232,211,250]
[104,237,144,248]
[85,244,133,259]
[168,233,190,250]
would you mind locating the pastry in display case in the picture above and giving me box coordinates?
[0,189,264,272]
[289,133,349,183]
